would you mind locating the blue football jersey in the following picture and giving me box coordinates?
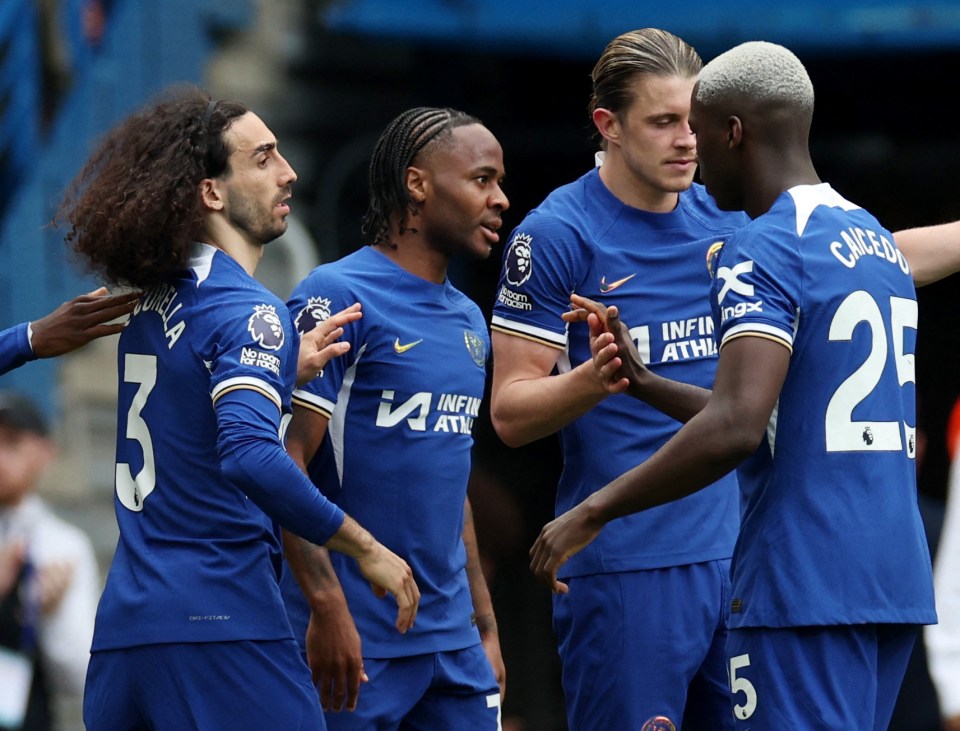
[0,321,34,375]
[92,244,344,651]
[710,184,936,627]
[284,246,486,658]
[491,168,749,578]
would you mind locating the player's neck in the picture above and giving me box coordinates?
[201,219,264,276]
[746,154,820,219]
[598,155,679,213]
[373,235,448,285]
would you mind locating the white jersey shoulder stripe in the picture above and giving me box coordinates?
[788,183,860,237]
[187,242,217,286]
[720,322,794,351]
[292,388,335,418]
[491,315,566,349]
[211,376,282,410]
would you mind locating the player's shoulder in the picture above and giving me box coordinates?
[444,282,486,322]
[722,195,806,268]
[191,246,285,306]
[680,183,751,232]
[783,183,887,240]
[516,168,600,235]
[182,248,292,355]
[303,246,394,287]
[289,246,394,334]
[502,172,603,273]
[289,246,386,304]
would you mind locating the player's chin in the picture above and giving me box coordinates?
[664,172,696,192]
[467,238,494,261]
[271,220,290,238]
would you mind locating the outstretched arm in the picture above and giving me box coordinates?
[30,287,140,357]
[894,220,960,287]
[2,288,140,375]
[463,497,505,701]
[0,323,34,376]
[324,516,419,630]
[490,330,616,447]
[563,294,710,423]
[529,335,789,592]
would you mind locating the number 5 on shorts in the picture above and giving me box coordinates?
[729,654,757,720]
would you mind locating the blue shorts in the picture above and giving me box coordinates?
[324,644,500,731]
[553,560,732,731]
[726,624,918,731]
[83,639,325,731]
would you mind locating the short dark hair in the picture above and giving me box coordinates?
[0,391,48,436]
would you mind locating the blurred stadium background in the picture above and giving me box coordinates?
[2,1,959,728]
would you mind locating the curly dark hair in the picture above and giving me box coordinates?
[56,85,248,289]
[361,106,480,247]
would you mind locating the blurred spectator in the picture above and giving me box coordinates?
[927,396,960,731]
[80,0,110,48]
[0,391,99,731]
[35,0,71,127]
[889,397,945,731]
[35,0,113,127]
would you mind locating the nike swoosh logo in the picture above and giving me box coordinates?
[394,338,423,354]
[599,273,636,293]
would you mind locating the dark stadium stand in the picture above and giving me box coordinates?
[0,0,252,411]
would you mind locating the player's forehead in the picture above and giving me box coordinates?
[428,123,504,174]
[223,112,277,156]
[626,73,695,118]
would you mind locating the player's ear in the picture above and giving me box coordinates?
[406,166,427,204]
[592,107,621,147]
[199,178,225,212]
[728,116,743,149]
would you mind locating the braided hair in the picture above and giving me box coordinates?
[362,106,481,247]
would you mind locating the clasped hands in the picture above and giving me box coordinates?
[561,293,648,396]
[529,293,647,593]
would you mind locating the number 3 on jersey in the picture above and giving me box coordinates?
[116,353,157,511]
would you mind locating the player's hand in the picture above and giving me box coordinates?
[473,610,506,701]
[30,287,140,358]
[562,295,628,394]
[944,716,960,731]
[563,294,649,393]
[306,601,367,712]
[561,293,619,329]
[529,504,603,594]
[480,626,507,702]
[355,542,420,634]
[296,303,362,386]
